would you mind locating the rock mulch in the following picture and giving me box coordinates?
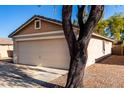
[51,55,124,88]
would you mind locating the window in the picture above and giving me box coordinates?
[35,20,41,29]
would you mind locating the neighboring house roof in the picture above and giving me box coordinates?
[8,15,114,42]
[0,38,13,45]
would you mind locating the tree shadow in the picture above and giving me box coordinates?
[2,61,65,75]
[0,62,63,88]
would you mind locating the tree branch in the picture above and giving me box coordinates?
[78,5,86,41]
[80,5,104,45]
[62,5,76,57]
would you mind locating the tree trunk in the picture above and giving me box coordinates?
[62,5,104,88]
[65,41,87,88]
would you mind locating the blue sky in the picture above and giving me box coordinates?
[0,5,124,38]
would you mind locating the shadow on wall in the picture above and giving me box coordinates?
[0,62,63,88]
[7,50,13,58]
[95,54,111,63]
[0,50,13,63]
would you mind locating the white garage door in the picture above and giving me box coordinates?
[17,38,70,69]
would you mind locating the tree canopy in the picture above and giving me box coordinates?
[94,13,124,41]
[107,13,124,40]
[95,20,109,36]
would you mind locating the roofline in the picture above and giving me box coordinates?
[9,15,38,38]
[8,15,78,38]
[8,15,114,42]
[12,30,114,42]
[92,33,114,42]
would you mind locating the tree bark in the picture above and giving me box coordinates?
[62,5,104,88]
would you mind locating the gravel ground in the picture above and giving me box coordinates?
[51,55,124,88]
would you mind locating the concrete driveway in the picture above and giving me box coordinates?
[0,62,67,88]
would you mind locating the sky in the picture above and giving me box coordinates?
[0,5,124,38]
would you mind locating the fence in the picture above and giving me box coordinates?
[112,44,124,55]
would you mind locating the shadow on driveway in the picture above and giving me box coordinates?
[0,62,63,88]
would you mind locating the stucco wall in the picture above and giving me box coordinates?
[13,35,112,69]
[0,45,13,59]
[86,38,112,67]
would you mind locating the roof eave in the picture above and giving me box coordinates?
[8,15,114,42]
[92,33,114,42]
[8,15,78,38]
[8,15,38,38]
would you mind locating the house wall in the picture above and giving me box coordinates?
[0,45,13,59]
[13,34,112,69]
[86,37,112,67]
[13,40,18,63]
[14,19,62,36]
[11,17,113,69]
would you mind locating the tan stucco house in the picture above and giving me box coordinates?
[0,38,13,59]
[9,15,114,69]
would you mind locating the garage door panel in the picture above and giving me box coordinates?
[17,38,70,69]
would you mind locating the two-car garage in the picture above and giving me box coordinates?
[15,37,70,69]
